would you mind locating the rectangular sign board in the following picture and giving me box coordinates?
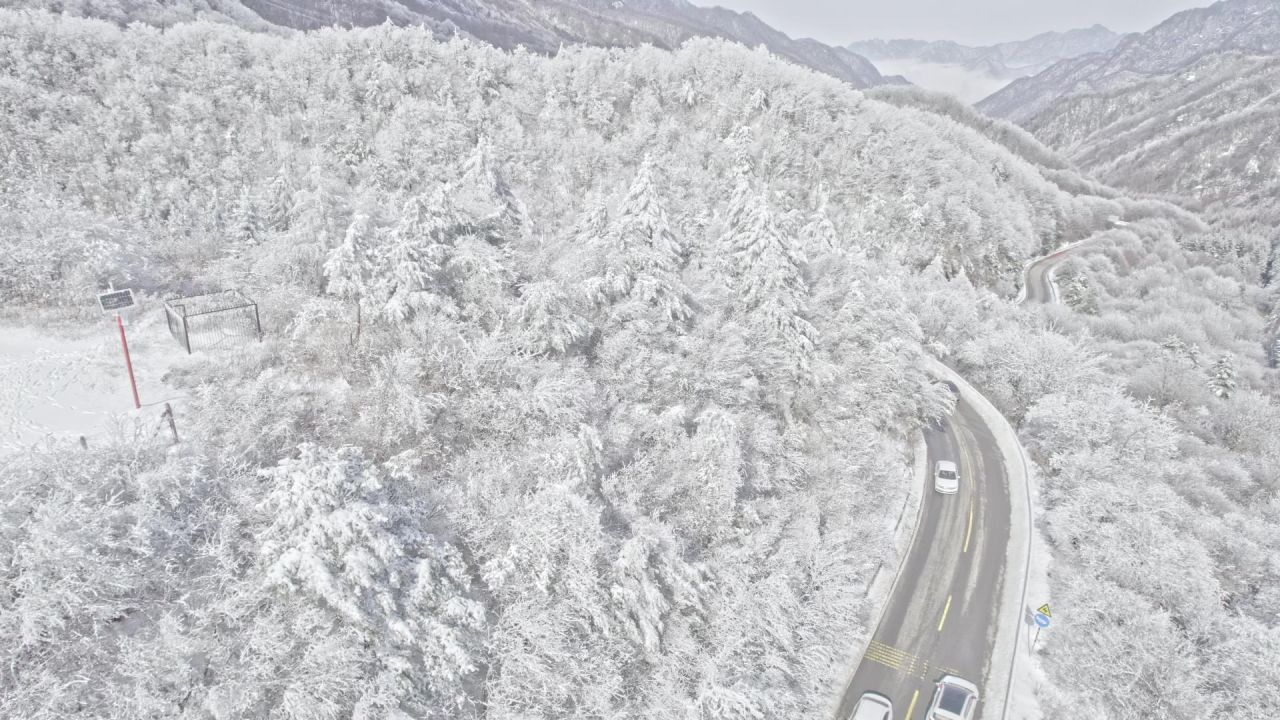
[98,288,135,312]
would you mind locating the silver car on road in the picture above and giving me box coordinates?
[926,675,979,720]
[933,460,960,495]
[851,691,893,720]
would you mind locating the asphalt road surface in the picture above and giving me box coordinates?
[836,398,1011,719]
[1024,239,1098,305]
[1022,251,1064,304]
[837,243,1083,719]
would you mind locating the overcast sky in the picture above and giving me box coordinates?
[710,0,1212,46]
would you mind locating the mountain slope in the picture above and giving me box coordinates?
[1,7,1142,715]
[1025,52,1280,219]
[1,0,890,87]
[979,0,1280,121]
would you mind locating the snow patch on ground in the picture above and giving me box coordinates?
[0,310,189,454]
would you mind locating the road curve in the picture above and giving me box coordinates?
[835,241,1090,719]
[1023,237,1102,305]
[835,397,1011,720]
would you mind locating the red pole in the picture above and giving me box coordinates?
[117,313,141,409]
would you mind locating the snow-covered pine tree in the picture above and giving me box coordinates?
[229,186,263,250]
[262,170,294,232]
[461,135,527,237]
[617,157,686,270]
[514,279,590,355]
[1062,274,1098,314]
[802,182,840,256]
[609,156,692,324]
[258,444,486,715]
[570,192,613,297]
[1186,342,1203,367]
[1161,334,1187,356]
[583,157,693,329]
[324,213,376,344]
[375,185,463,325]
[285,164,351,290]
[608,518,707,658]
[722,177,816,407]
[1208,354,1237,399]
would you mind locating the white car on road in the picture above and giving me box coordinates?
[851,691,893,720]
[934,460,959,495]
[926,675,979,720]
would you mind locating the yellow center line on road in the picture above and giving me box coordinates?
[905,689,920,718]
[938,594,953,633]
[963,502,974,553]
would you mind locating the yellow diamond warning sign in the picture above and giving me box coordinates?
[1037,603,1052,618]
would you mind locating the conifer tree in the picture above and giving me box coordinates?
[1208,354,1237,399]
[376,185,462,324]
[229,186,263,249]
[720,145,816,418]
[1062,274,1098,314]
[324,213,376,344]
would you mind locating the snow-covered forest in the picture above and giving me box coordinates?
[914,214,1280,716]
[2,4,1278,719]
[1024,225,1280,717]
[0,9,1100,718]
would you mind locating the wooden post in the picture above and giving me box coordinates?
[163,403,179,445]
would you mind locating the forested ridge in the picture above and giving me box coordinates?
[3,5,1276,720]
[965,5,1280,711]
[910,213,1280,717]
[0,9,1111,718]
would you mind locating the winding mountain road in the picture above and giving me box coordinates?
[835,398,1012,719]
[1022,243,1088,304]
[836,241,1086,719]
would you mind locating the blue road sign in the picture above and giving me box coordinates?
[1034,612,1051,628]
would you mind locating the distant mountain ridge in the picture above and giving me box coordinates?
[982,0,1280,226]
[0,0,894,87]
[849,25,1122,81]
[979,0,1280,121]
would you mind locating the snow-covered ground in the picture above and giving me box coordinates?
[0,311,188,454]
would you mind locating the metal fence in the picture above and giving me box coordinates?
[163,290,261,354]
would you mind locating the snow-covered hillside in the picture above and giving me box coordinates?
[979,0,1280,122]
[972,0,1280,230]
[1026,52,1280,222]
[0,8,1125,717]
[1,0,892,88]
[4,2,1279,719]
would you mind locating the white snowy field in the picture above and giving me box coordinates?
[873,58,1012,104]
[0,312,186,454]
